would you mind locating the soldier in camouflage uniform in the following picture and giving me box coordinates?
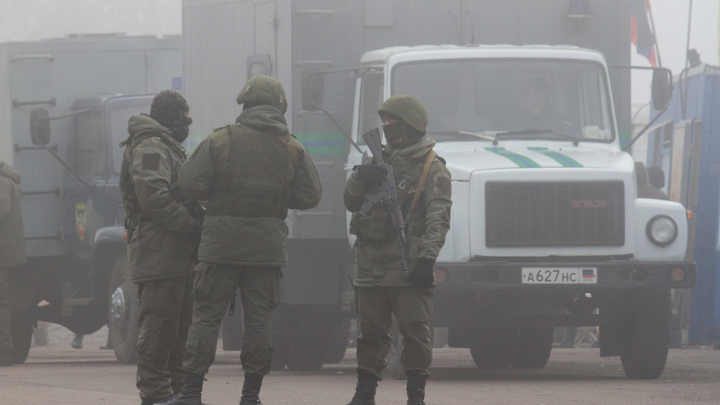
[119,90,199,405]
[0,161,27,367]
[344,96,452,405]
[167,76,322,405]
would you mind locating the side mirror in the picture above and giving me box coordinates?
[651,68,673,111]
[30,108,51,145]
[302,69,325,112]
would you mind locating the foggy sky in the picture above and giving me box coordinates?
[0,0,716,107]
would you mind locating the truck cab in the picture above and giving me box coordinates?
[342,45,695,379]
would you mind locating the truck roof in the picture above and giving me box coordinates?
[359,44,607,66]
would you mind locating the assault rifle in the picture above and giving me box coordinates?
[360,128,409,274]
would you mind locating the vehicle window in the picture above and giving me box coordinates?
[391,59,615,143]
[74,111,105,177]
[358,72,384,145]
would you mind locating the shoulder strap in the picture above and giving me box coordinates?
[274,134,300,167]
[407,150,436,220]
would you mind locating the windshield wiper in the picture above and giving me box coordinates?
[492,129,579,146]
[429,130,494,141]
[458,131,494,141]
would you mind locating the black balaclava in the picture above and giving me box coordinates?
[150,90,192,142]
[382,115,423,150]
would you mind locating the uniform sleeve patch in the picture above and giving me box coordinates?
[142,153,161,171]
[435,174,452,197]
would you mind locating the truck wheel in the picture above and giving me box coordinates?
[108,254,139,364]
[324,318,351,363]
[11,310,34,364]
[469,329,515,369]
[511,328,554,369]
[285,335,326,371]
[619,288,670,379]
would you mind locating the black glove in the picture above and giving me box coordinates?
[408,258,435,289]
[356,164,388,187]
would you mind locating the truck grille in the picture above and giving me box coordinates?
[485,181,624,247]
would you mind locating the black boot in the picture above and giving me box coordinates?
[164,373,204,405]
[346,368,378,405]
[406,371,427,405]
[239,373,264,405]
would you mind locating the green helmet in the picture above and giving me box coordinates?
[236,75,288,114]
[378,95,428,133]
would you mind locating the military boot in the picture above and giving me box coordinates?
[164,373,204,405]
[346,368,378,405]
[405,371,427,405]
[239,373,264,405]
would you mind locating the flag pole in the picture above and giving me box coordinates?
[646,0,662,67]
[685,0,693,70]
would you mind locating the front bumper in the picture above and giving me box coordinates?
[434,260,696,290]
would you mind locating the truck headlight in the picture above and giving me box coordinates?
[646,215,678,247]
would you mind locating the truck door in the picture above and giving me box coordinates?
[10,54,63,256]
[346,71,384,239]
[347,71,384,169]
[64,107,108,254]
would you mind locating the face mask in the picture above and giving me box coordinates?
[383,121,421,149]
[172,115,192,143]
[383,122,407,148]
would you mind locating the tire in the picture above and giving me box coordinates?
[619,288,670,379]
[511,328,554,369]
[324,318,351,364]
[107,254,139,364]
[469,329,515,369]
[285,335,326,371]
[11,309,34,364]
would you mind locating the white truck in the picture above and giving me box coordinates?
[183,0,695,378]
[321,44,695,379]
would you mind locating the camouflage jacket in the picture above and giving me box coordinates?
[0,163,27,269]
[179,105,322,266]
[344,133,452,287]
[122,114,198,283]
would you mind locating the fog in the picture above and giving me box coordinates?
[2,0,716,107]
[0,0,181,41]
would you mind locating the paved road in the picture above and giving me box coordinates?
[1,335,720,405]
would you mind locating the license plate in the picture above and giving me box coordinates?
[521,267,597,284]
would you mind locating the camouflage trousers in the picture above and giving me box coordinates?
[136,274,193,400]
[0,269,11,353]
[356,286,435,380]
[183,263,281,376]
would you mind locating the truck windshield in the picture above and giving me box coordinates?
[391,59,614,143]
